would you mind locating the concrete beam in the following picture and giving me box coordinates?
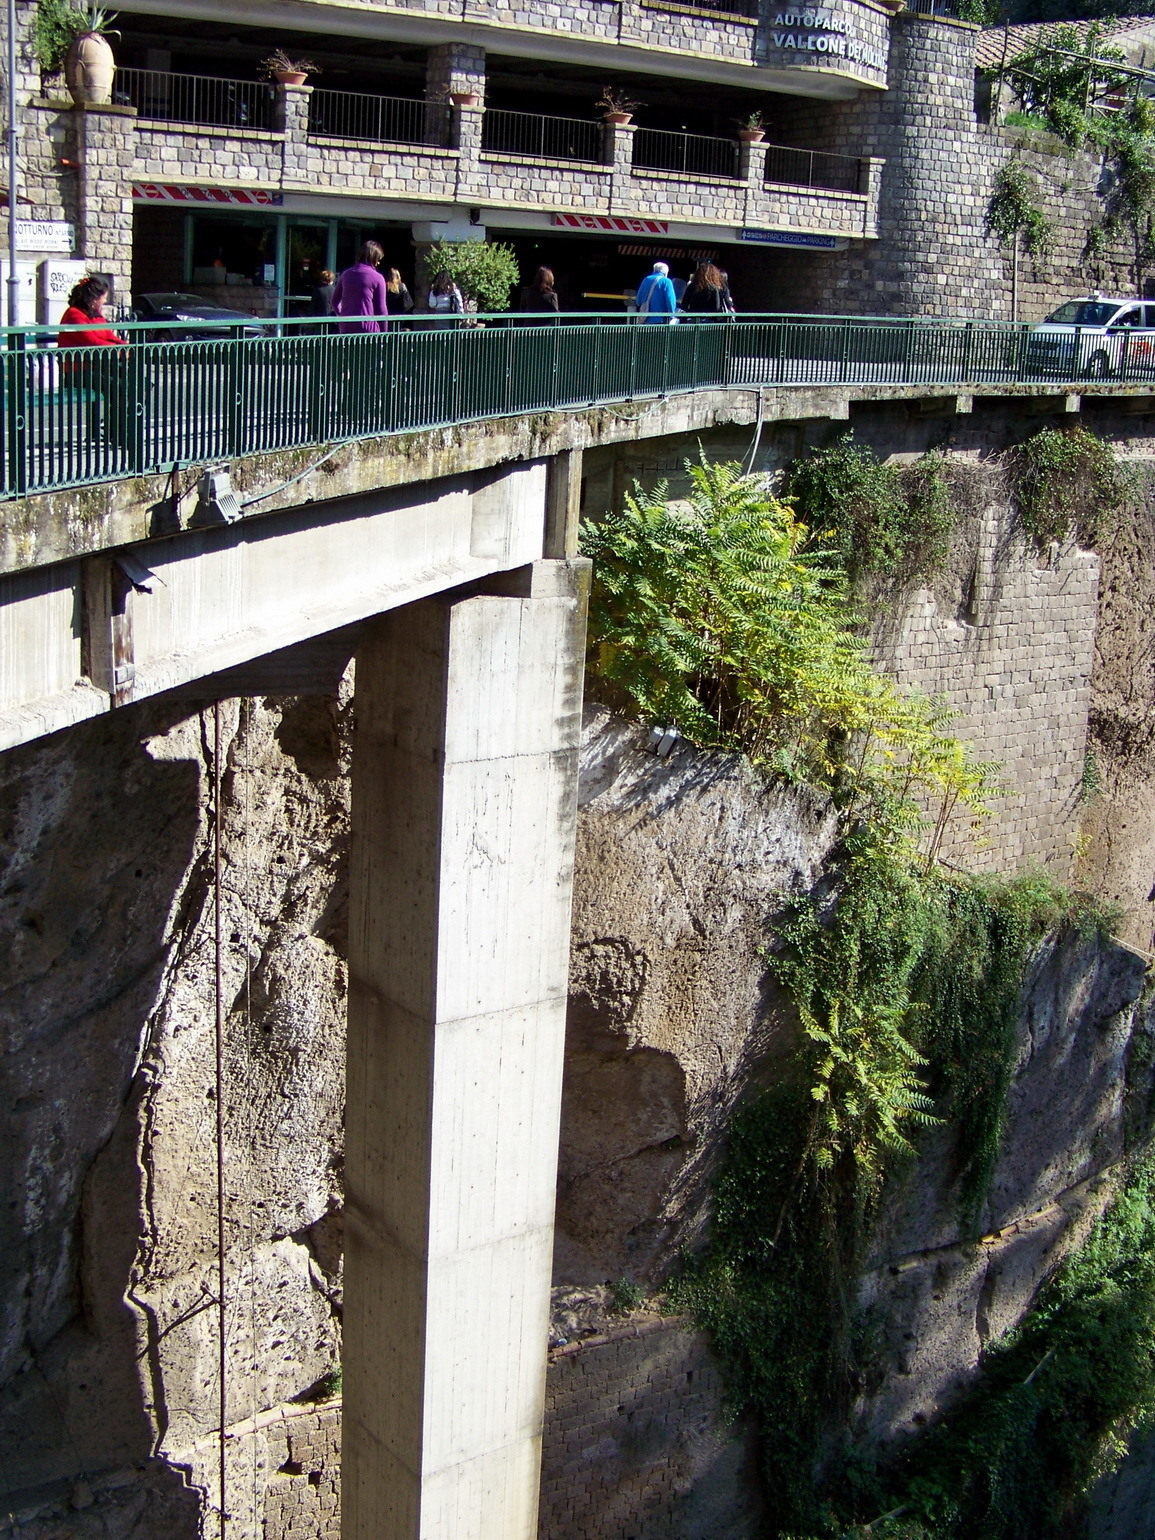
[343,559,588,1539]
[0,463,548,752]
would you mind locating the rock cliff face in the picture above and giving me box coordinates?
[563,711,1153,1464]
[0,690,350,1533]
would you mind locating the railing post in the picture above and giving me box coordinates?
[961,320,974,385]
[4,327,28,499]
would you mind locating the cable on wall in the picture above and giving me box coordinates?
[212,701,228,1537]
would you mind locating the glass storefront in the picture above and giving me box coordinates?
[132,204,415,316]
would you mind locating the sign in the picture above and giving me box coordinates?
[131,183,284,207]
[739,228,844,249]
[553,213,669,235]
[39,259,93,325]
[14,219,74,254]
[767,8,887,74]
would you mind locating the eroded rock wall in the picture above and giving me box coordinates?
[0,690,350,1534]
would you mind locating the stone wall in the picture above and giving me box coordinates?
[539,1318,764,1539]
[757,13,1143,322]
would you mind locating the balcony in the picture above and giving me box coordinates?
[309,90,451,148]
[121,80,880,245]
[118,68,275,131]
[633,127,741,180]
[481,108,603,164]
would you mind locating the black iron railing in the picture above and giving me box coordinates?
[763,144,866,194]
[307,90,450,147]
[481,109,603,164]
[117,68,275,131]
[632,127,741,179]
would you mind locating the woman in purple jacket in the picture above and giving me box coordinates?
[332,241,390,332]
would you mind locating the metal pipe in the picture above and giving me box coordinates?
[6,0,20,326]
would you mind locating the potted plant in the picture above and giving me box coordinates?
[60,7,120,108]
[258,48,320,86]
[596,86,644,125]
[449,87,482,108]
[737,111,766,143]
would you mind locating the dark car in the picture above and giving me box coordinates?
[131,292,266,341]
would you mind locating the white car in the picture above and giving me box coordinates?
[1027,295,1155,379]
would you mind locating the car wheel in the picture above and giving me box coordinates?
[1087,350,1112,379]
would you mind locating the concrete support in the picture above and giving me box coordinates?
[343,558,589,1540]
[543,449,583,559]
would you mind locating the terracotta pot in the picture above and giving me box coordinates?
[738,128,765,143]
[65,31,116,107]
[604,111,633,125]
[275,70,309,85]
[450,91,481,107]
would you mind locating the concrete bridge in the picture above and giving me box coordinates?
[3,323,1153,1537]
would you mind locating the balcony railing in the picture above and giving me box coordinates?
[307,90,451,148]
[632,127,741,179]
[763,144,866,195]
[481,109,603,164]
[117,68,275,131]
[664,0,760,16]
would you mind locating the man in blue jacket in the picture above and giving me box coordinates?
[635,261,677,323]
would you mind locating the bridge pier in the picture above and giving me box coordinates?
[343,558,588,1539]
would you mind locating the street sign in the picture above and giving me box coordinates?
[14,219,74,253]
[738,228,846,249]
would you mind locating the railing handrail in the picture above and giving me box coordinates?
[483,105,600,130]
[308,85,427,110]
[2,312,1121,503]
[634,124,740,152]
[117,65,271,92]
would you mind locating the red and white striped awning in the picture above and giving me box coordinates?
[132,183,284,207]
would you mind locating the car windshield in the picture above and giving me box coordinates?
[1042,301,1120,327]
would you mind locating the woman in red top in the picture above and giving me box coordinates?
[57,275,134,457]
[57,274,126,349]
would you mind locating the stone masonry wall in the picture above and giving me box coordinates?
[759,13,1142,321]
[538,1318,764,1540]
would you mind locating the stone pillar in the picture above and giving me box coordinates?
[605,120,636,211]
[74,104,136,300]
[343,558,589,1540]
[274,81,311,183]
[739,137,767,227]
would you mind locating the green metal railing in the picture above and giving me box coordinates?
[0,312,1142,500]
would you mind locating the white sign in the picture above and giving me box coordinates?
[15,219,75,254]
[39,259,93,326]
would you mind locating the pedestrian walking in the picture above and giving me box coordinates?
[331,241,390,332]
[424,271,465,328]
[635,261,677,323]
[310,269,336,316]
[519,266,560,316]
[679,262,733,319]
[386,268,415,318]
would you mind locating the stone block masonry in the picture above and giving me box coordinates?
[877,506,1098,875]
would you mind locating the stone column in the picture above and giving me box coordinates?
[274,81,311,183]
[74,104,136,300]
[343,558,589,1540]
[605,120,636,213]
[739,137,767,227]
